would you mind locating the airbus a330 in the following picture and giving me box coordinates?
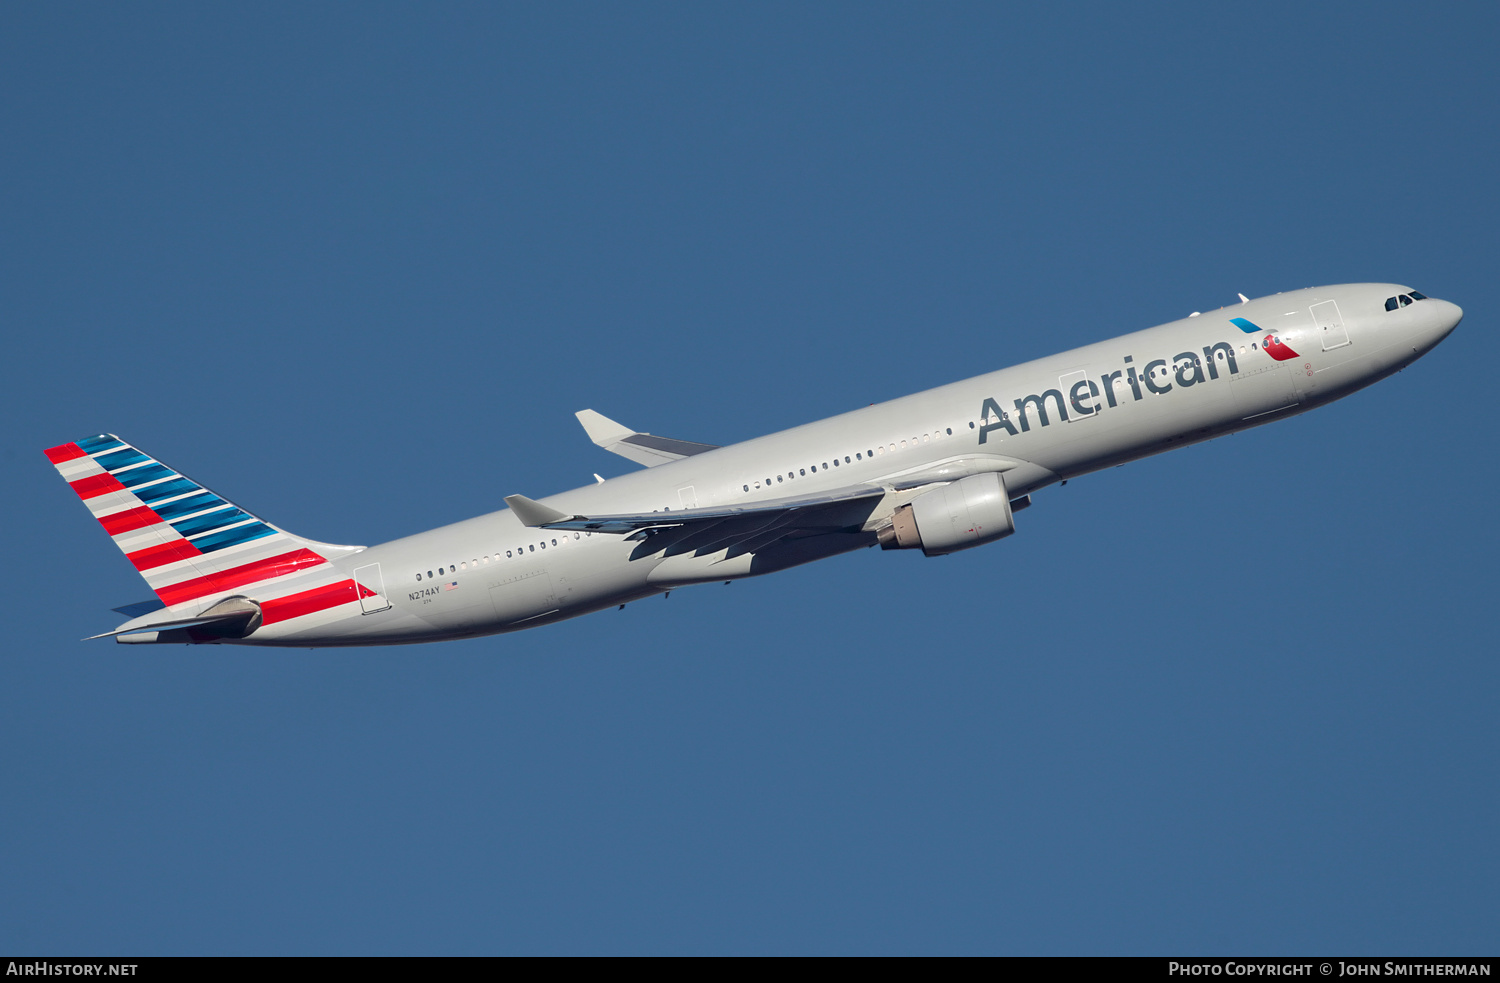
[47,283,1461,646]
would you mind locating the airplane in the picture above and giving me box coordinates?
[46,283,1461,647]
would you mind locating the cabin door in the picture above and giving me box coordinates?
[1312,300,1350,351]
[353,562,392,614]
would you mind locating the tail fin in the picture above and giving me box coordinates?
[45,434,362,610]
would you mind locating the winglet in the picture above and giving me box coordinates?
[505,494,575,528]
[576,410,635,446]
[574,409,719,467]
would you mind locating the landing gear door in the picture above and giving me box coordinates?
[353,562,392,614]
[1312,300,1349,351]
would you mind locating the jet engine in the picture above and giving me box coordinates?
[877,471,1017,556]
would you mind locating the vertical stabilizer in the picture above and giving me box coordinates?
[45,435,363,616]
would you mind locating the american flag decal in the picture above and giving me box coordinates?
[444,581,459,591]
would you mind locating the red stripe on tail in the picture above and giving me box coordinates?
[155,548,328,607]
[126,540,204,572]
[44,443,87,464]
[99,505,164,536]
[260,580,359,626]
[69,472,127,500]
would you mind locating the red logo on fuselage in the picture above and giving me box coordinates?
[1263,334,1300,361]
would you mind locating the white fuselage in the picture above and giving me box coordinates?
[215,283,1461,646]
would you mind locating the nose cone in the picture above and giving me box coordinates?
[1417,298,1463,353]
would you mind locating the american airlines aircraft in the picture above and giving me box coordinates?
[48,283,1460,646]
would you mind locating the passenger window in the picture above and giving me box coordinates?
[833,459,839,467]
[946,428,952,435]
[845,456,851,463]
[540,541,545,549]
[800,468,806,476]
[506,551,512,558]
[416,573,422,581]
[528,545,534,552]
[743,484,749,492]
[810,466,816,473]
[428,570,434,578]
[777,475,783,483]
[552,539,557,546]
[968,422,975,429]
[461,561,467,570]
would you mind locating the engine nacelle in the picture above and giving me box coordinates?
[877,472,1017,556]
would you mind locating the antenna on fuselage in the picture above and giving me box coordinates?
[1238,293,1250,304]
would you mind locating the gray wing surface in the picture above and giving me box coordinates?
[505,484,885,534]
[575,409,719,467]
[504,485,888,559]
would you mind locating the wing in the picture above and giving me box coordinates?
[506,453,1041,562]
[575,409,719,467]
[505,484,888,560]
[505,484,886,534]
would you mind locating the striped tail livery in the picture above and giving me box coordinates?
[46,435,369,643]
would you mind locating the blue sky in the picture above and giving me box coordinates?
[3,2,1497,954]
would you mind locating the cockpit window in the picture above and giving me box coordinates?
[1386,291,1430,311]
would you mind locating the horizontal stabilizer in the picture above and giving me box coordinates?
[87,596,263,641]
[575,409,719,467]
